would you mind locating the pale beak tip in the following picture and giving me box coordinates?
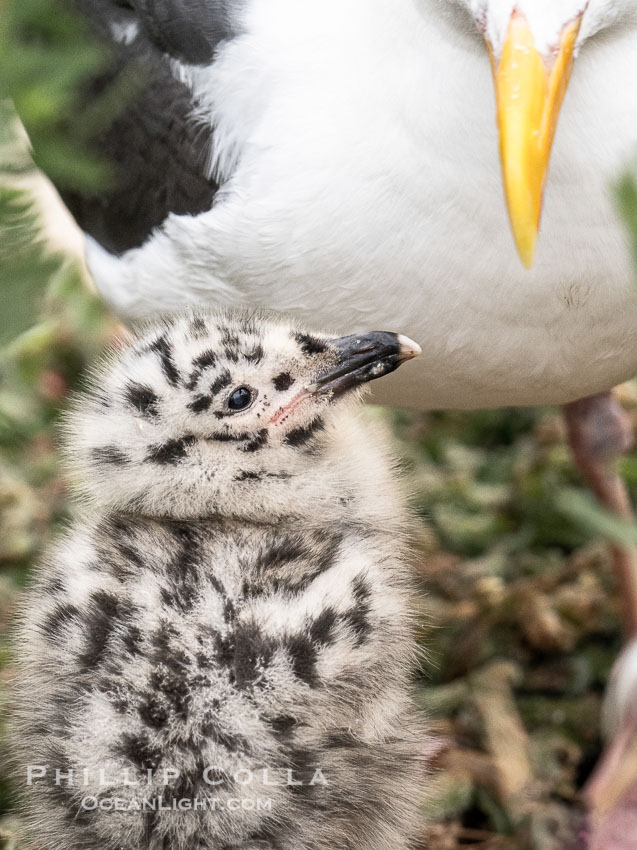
[514,231,537,270]
[396,334,422,361]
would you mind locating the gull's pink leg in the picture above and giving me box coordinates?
[564,391,637,826]
[563,391,637,638]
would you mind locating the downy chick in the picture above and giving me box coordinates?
[11,309,425,850]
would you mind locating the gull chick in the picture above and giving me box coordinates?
[11,310,425,850]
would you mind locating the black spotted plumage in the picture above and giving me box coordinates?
[40,603,81,642]
[187,394,213,413]
[186,349,218,390]
[117,732,163,770]
[273,372,294,392]
[294,333,329,356]
[211,369,232,395]
[125,382,160,417]
[284,417,325,448]
[146,434,196,463]
[148,334,181,386]
[78,589,124,669]
[91,445,130,465]
[11,310,426,850]
[242,428,268,452]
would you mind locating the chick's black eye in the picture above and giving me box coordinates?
[227,386,253,412]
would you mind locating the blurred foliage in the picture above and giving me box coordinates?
[0,5,122,846]
[389,402,635,848]
[0,187,62,347]
[0,0,120,355]
[0,255,116,850]
[0,0,111,189]
[618,174,637,271]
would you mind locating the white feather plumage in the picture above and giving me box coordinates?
[86,0,637,410]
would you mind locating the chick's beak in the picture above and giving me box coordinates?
[269,332,421,427]
[489,8,585,268]
[307,332,421,398]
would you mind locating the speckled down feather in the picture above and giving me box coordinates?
[10,310,426,850]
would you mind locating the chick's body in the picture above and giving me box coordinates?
[11,311,425,850]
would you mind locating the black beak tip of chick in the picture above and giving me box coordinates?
[309,331,421,397]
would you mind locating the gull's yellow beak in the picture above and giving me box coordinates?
[489,10,584,268]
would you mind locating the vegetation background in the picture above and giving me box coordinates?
[2,2,637,848]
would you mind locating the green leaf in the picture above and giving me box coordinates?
[617,172,637,272]
[0,0,123,192]
[556,488,637,546]
[0,186,64,349]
